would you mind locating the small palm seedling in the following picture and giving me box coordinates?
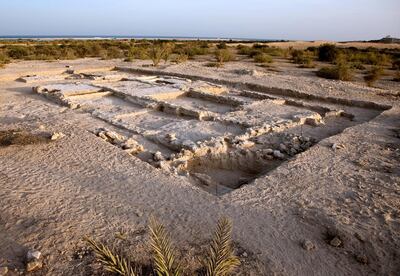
[85,218,240,276]
[84,237,136,276]
[148,42,173,67]
[202,218,240,276]
[149,218,182,276]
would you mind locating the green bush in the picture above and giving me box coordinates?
[128,45,149,60]
[147,42,173,66]
[253,53,273,63]
[7,46,31,59]
[392,59,400,70]
[316,62,353,81]
[347,50,391,66]
[173,42,208,58]
[350,62,366,70]
[215,49,236,66]
[171,53,188,64]
[101,46,124,59]
[394,70,400,82]
[217,42,227,49]
[318,44,339,62]
[262,46,285,57]
[237,45,252,55]
[0,49,9,67]
[364,66,384,87]
[291,49,315,67]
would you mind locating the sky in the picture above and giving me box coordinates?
[0,0,399,41]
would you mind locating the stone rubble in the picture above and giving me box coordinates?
[94,128,144,155]
[31,70,361,193]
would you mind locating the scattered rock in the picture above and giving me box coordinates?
[165,133,177,142]
[273,150,285,159]
[153,151,164,161]
[0,267,8,276]
[341,217,351,225]
[355,254,368,264]
[354,232,365,242]
[329,237,342,247]
[240,140,255,148]
[121,139,144,154]
[26,260,42,272]
[302,240,316,251]
[332,143,345,151]
[106,131,124,144]
[50,132,64,140]
[27,249,41,261]
[279,143,287,152]
[383,212,392,223]
[263,148,274,155]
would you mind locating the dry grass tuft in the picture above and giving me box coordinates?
[203,218,240,276]
[85,237,137,276]
[215,49,236,67]
[364,66,384,87]
[149,218,182,276]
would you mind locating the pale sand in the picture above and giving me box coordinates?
[0,58,399,275]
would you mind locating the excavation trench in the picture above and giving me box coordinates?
[32,70,387,195]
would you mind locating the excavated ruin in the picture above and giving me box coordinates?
[32,68,386,195]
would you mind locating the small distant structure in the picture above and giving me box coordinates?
[370,35,400,44]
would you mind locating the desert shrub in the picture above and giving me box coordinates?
[318,44,339,62]
[215,49,236,66]
[236,45,253,56]
[350,62,366,70]
[0,49,9,67]
[347,50,391,66]
[332,52,348,65]
[173,42,209,59]
[171,53,188,64]
[217,42,227,49]
[128,45,149,60]
[102,46,125,59]
[316,60,353,81]
[364,66,384,87]
[291,49,315,67]
[261,46,285,57]
[147,42,173,66]
[306,46,318,53]
[59,48,77,60]
[7,46,31,59]
[27,45,62,60]
[250,44,285,57]
[394,70,400,82]
[392,59,400,70]
[86,218,240,276]
[253,53,273,63]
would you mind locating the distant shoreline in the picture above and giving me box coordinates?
[0,35,281,42]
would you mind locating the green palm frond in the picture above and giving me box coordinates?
[203,218,240,276]
[149,218,182,276]
[84,237,136,276]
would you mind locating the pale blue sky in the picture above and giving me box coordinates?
[1,0,399,40]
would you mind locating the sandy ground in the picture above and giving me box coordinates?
[0,58,399,275]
